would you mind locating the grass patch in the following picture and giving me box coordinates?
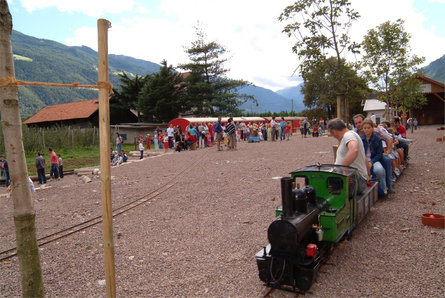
[13,54,33,62]
[25,144,136,176]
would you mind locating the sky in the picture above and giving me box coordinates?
[6,0,445,91]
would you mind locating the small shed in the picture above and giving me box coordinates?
[110,123,166,144]
[363,99,387,124]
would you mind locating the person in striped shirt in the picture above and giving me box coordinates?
[225,118,237,150]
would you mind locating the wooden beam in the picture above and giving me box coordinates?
[433,92,445,103]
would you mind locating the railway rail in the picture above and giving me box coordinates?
[1,151,207,262]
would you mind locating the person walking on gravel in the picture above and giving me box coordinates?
[48,148,59,180]
[0,155,10,187]
[213,116,223,151]
[35,152,46,184]
[115,132,123,154]
[270,117,277,141]
[139,140,144,159]
[58,154,64,178]
[226,118,237,150]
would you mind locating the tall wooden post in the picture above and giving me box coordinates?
[0,1,44,296]
[97,18,116,298]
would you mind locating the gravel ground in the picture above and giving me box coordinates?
[0,126,444,297]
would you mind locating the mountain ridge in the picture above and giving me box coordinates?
[422,54,445,83]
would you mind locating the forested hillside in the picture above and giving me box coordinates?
[422,54,445,83]
[11,30,160,116]
[237,85,300,113]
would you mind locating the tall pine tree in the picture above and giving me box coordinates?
[179,26,253,115]
[110,72,147,122]
[138,60,186,122]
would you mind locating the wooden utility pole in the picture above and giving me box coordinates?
[0,1,44,296]
[97,18,116,298]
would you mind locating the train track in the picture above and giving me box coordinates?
[0,151,207,262]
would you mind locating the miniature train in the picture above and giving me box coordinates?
[256,164,378,292]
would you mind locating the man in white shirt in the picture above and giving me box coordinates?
[327,118,369,194]
[270,117,276,141]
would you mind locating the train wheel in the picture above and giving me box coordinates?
[296,270,315,291]
[347,230,353,241]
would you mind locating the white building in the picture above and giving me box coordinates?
[363,99,387,124]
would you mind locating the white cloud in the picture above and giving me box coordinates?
[19,0,135,18]
[351,0,445,65]
[63,0,445,90]
[66,0,300,90]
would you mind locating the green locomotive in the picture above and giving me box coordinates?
[256,164,378,292]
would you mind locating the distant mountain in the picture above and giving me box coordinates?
[11,30,160,116]
[10,30,302,117]
[275,85,306,112]
[238,85,296,113]
[422,54,445,83]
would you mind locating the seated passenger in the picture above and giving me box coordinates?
[354,115,394,193]
[327,118,369,194]
[361,119,388,195]
[386,127,403,177]
[393,117,409,161]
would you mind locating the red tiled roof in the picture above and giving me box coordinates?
[24,99,99,124]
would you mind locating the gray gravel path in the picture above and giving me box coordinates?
[0,126,444,297]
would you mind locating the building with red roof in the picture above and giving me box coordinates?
[23,99,137,128]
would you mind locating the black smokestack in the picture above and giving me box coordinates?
[281,177,293,218]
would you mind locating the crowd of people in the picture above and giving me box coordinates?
[112,116,298,160]
[109,114,412,197]
[0,148,64,190]
[34,148,64,184]
[328,115,410,196]
[299,118,326,138]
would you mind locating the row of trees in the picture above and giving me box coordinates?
[279,0,426,122]
[111,27,253,123]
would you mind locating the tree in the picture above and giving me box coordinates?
[179,26,253,115]
[301,57,369,119]
[0,1,44,296]
[389,74,427,125]
[110,72,147,122]
[279,0,360,121]
[361,19,425,122]
[138,60,186,122]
